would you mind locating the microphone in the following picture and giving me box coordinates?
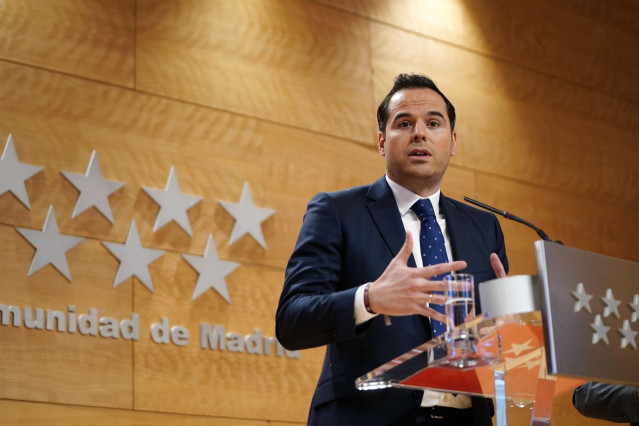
[463,196,563,245]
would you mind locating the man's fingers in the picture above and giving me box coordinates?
[423,306,447,323]
[418,260,467,278]
[490,253,507,278]
[395,231,414,264]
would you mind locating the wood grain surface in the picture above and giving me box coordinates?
[1,0,637,424]
[317,0,639,103]
[0,0,134,87]
[136,0,375,144]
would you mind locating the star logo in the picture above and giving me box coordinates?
[571,283,593,313]
[618,320,638,350]
[102,220,165,292]
[600,288,621,319]
[143,167,202,237]
[16,205,84,281]
[590,314,610,345]
[219,181,274,249]
[503,338,535,357]
[524,356,542,371]
[629,295,639,323]
[0,134,43,209]
[61,150,125,223]
[182,233,240,302]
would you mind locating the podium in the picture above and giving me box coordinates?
[356,241,639,425]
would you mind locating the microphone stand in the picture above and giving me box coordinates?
[463,197,563,245]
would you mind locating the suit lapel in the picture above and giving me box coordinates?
[366,177,416,267]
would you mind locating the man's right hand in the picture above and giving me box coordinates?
[367,232,467,323]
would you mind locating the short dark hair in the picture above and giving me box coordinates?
[376,73,456,136]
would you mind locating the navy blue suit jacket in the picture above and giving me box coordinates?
[276,177,508,425]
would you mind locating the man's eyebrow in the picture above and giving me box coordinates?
[391,110,446,122]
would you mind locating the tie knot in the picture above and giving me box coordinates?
[410,199,436,220]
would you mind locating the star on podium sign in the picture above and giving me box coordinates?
[143,166,202,237]
[182,233,240,302]
[0,134,43,209]
[61,150,125,223]
[219,181,274,249]
[102,220,165,293]
[16,205,84,281]
[590,314,611,345]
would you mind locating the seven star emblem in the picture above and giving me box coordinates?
[16,205,84,281]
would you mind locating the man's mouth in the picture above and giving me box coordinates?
[409,148,432,157]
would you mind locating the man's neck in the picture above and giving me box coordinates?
[385,175,442,199]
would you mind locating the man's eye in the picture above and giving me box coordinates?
[399,121,411,128]
[427,121,440,127]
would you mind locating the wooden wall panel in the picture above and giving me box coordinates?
[136,0,376,144]
[0,0,135,87]
[0,399,285,426]
[132,259,323,421]
[316,0,639,103]
[370,22,639,209]
[476,172,639,276]
[0,225,133,408]
[1,0,638,424]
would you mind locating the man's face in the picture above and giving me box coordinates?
[378,88,457,195]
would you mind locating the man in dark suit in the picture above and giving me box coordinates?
[573,382,639,425]
[276,74,508,425]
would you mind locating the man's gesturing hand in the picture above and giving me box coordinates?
[367,232,467,322]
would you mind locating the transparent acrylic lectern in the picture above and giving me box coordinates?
[356,241,639,425]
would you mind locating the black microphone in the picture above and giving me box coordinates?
[463,196,563,245]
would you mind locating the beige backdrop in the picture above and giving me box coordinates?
[1,0,638,424]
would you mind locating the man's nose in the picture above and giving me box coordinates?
[412,121,427,141]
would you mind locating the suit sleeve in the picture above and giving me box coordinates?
[573,382,639,424]
[275,192,362,351]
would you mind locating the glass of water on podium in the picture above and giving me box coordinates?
[444,273,476,365]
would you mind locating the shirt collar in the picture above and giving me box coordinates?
[385,175,442,217]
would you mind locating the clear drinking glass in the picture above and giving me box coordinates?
[443,273,476,363]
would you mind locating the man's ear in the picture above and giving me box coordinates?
[378,132,385,156]
[450,131,458,156]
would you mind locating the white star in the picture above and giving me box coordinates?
[102,220,165,293]
[503,338,535,357]
[219,181,274,249]
[60,150,125,223]
[182,233,240,302]
[524,357,541,370]
[601,288,621,318]
[16,205,84,281]
[143,167,202,237]
[629,295,639,322]
[590,314,610,346]
[571,283,593,313]
[618,320,638,350]
[0,134,43,209]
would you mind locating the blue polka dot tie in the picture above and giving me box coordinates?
[410,198,449,337]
